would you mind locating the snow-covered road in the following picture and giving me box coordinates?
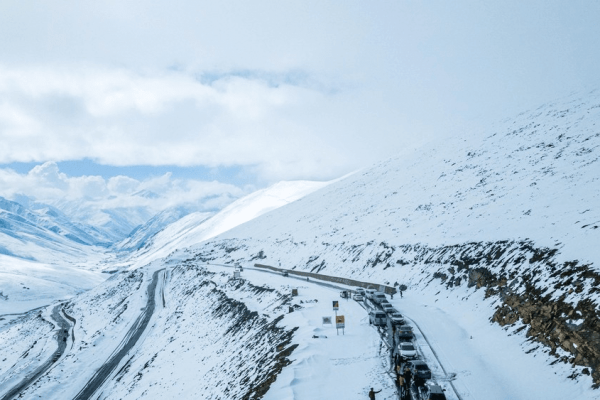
[393,286,600,400]
[0,304,72,400]
[73,268,165,400]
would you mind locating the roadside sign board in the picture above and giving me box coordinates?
[332,301,339,311]
[292,288,298,296]
[322,316,332,325]
[336,315,345,329]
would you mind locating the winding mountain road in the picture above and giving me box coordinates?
[0,305,73,400]
[73,268,165,400]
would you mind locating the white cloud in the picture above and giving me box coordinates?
[0,162,247,218]
[0,65,371,181]
[0,2,599,182]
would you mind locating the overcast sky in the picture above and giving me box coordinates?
[0,1,599,213]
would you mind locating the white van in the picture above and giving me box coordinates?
[369,310,387,326]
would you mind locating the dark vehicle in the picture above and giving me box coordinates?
[396,324,414,341]
[282,271,289,277]
[407,360,432,380]
[369,310,387,326]
[418,382,447,400]
[340,290,350,298]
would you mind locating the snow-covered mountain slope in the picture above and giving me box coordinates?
[113,204,207,252]
[46,198,154,243]
[167,90,600,391]
[0,254,104,314]
[0,196,110,264]
[119,180,331,268]
[211,89,600,265]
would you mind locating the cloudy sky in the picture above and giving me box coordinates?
[0,1,599,216]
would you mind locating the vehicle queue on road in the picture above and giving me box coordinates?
[346,287,448,400]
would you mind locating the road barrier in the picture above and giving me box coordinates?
[253,264,397,295]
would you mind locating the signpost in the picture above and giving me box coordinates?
[336,315,345,335]
[292,288,298,296]
[332,301,344,335]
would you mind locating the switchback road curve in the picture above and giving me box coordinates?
[0,305,72,400]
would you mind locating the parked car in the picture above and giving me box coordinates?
[398,342,418,359]
[372,292,387,304]
[282,271,289,277]
[365,289,377,299]
[355,288,366,296]
[369,310,387,326]
[389,312,405,325]
[407,360,432,380]
[381,303,396,314]
[353,293,364,301]
[417,382,447,400]
[340,290,350,298]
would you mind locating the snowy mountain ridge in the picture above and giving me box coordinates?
[0,196,111,263]
[113,204,212,252]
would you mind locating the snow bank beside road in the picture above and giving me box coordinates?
[208,265,397,400]
[393,285,598,400]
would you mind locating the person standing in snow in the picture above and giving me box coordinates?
[368,387,382,399]
[404,366,412,388]
[398,374,405,398]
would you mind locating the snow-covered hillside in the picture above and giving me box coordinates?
[0,255,103,314]
[210,89,600,265]
[118,180,331,269]
[114,204,209,252]
[166,90,600,393]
